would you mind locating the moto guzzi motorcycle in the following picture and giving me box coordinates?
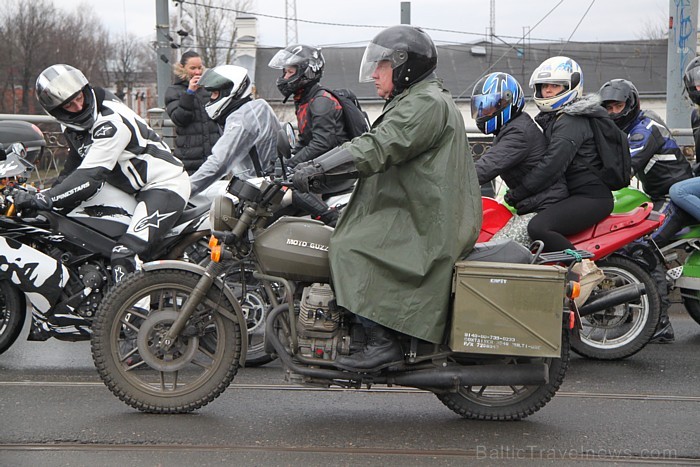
[91,176,587,420]
[0,155,211,355]
[480,193,663,360]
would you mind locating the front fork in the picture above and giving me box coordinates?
[161,260,230,350]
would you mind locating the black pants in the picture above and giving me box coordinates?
[528,195,614,252]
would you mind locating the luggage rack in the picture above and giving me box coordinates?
[530,240,595,265]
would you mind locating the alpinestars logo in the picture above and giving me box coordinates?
[93,122,117,139]
[134,210,177,232]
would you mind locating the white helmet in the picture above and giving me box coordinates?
[199,65,252,122]
[529,56,583,112]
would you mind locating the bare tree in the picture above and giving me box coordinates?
[0,0,59,113]
[638,18,668,41]
[177,0,254,67]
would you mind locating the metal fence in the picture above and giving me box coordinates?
[1,112,696,188]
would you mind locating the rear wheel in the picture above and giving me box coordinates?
[572,256,660,360]
[437,332,570,421]
[91,269,243,413]
[0,281,24,354]
[680,289,700,326]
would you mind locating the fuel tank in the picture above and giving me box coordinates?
[253,217,332,282]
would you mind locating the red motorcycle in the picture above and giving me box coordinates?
[480,198,664,360]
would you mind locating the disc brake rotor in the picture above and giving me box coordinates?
[136,310,199,372]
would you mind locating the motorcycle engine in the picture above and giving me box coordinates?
[296,283,350,360]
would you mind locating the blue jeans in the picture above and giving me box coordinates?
[669,177,700,221]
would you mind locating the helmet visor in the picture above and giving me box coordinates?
[471,91,512,123]
[358,42,407,82]
[268,49,307,69]
[198,68,230,91]
[37,72,88,111]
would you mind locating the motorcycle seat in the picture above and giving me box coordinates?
[568,203,653,243]
[178,204,210,224]
[462,239,533,264]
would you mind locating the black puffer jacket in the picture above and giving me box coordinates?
[290,83,348,166]
[508,94,611,203]
[164,78,220,174]
[475,112,568,214]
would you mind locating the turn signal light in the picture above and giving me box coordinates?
[208,235,220,249]
[566,281,580,299]
[211,245,223,263]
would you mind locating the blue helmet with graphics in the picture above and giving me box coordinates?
[471,72,525,135]
[529,56,582,112]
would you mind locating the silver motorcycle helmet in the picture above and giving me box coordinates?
[199,65,253,122]
[36,64,97,131]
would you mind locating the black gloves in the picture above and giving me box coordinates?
[291,161,326,193]
[503,190,517,207]
[13,190,53,212]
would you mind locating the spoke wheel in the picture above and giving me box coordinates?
[437,333,570,421]
[91,269,243,413]
[572,256,660,360]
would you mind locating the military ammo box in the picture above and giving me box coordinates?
[450,261,567,358]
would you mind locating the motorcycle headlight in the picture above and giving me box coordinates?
[209,192,240,231]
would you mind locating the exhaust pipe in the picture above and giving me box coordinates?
[266,304,550,388]
[387,363,548,387]
[578,283,646,317]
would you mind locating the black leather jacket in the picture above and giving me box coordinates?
[475,112,568,214]
[290,83,348,166]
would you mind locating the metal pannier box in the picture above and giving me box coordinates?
[450,261,567,358]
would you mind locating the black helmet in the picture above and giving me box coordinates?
[268,44,324,98]
[35,64,96,131]
[359,25,437,94]
[684,56,700,105]
[599,79,640,129]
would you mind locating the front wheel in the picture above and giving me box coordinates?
[91,269,243,413]
[437,332,570,421]
[680,289,700,326]
[572,255,661,360]
[0,281,25,354]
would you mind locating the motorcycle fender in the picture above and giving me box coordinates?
[676,250,700,291]
[141,260,248,366]
[0,236,70,314]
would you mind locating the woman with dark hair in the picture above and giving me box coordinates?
[164,51,221,174]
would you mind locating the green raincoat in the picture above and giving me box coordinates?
[329,78,482,343]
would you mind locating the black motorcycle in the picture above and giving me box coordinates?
[0,144,211,354]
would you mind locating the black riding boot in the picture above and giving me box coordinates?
[652,205,694,248]
[292,192,338,226]
[650,312,675,344]
[335,324,403,371]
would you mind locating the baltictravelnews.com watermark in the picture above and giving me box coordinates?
[476,445,678,460]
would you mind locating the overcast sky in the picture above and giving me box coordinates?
[57,0,675,47]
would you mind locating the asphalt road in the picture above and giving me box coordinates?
[0,307,698,466]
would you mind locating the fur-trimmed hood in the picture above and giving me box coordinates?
[560,93,609,118]
[172,63,190,82]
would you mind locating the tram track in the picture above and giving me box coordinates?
[1,380,698,403]
[0,441,696,464]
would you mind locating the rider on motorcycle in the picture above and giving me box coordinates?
[472,72,568,216]
[599,78,694,343]
[292,25,481,370]
[15,64,190,282]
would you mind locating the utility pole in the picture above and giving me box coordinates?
[400,2,410,24]
[155,0,171,108]
[666,0,698,143]
[285,0,298,45]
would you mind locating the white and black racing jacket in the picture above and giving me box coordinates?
[47,89,186,210]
